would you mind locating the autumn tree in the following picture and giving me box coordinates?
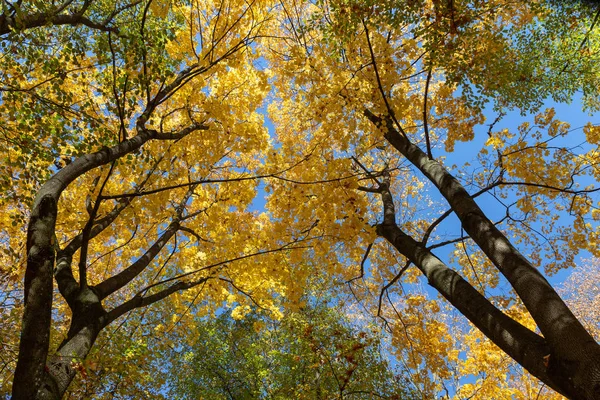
[0,0,306,398]
[3,0,600,399]
[263,0,600,398]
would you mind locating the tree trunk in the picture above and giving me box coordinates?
[12,195,58,400]
[12,131,158,399]
[34,288,105,399]
[38,325,102,399]
[365,110,600,399]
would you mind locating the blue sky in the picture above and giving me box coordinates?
[457,95,599,286]
[250,89,599,292]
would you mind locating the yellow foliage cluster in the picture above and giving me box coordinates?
[2,0,600,398]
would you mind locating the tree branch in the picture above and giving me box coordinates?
[103,276,211,327]
[365,108,599,397]
[0,9,120,36]
[375,217,563,395]
[347,242,373,283]
[93,221,180,300]
[423,66,433,159]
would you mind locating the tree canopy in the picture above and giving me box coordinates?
[164,283,416,399]
[1,0,600,399]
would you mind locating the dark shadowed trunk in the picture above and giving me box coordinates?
[37,287,106,400]
[11,130,163,399]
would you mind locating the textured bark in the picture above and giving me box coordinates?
[42,294,105,400]
[365,110,600,399]
[377,222,566,397]
[94,221,180,299]
[40,327,100,400]
[11,131,158,399]
[13,195,58,400]
[14,284,105,400]
[28,286,106,399]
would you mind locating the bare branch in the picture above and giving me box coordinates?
[139,243,310,294]
[362,20,407,137]
[78,162,116,290]
[376,260,411,317]
[219,277,267,310]
[347,242,373,283]
[93,221,180,300]
[423,66,433,159]
[103,276,212,326]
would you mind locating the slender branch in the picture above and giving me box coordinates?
[177,226,211,242]
[362,20,407,138]
[140,0,152,103]
[421,208,452,246]
[102,0,143,27]
[103,276,211,326]
[377,260,411,317]
[99,162,334,201]
[347,242,373,283]
[421,181,501,246]
[423,66,433,159]
[138,243,309,294]
[460,229,486,293]
[219,277,267,310]
[351,155,381,186]
[108,32,129,142]
[559,6,600,74]
[95,180,198,299]
[55,0,77,14]
[78,162,116,290]
[100,173,273,200]
[498,180,600,195]
[357,185,381,193]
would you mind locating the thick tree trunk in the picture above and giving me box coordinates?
[12,195,58,399]
[365,110,600,399]
[34,288,105,400]
[12,132,157,399]
[38,325,102,399]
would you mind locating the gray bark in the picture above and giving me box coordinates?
[12,131,158,400]
[365,110,600,399]
[377,222,566,396]
[37,288,105,399]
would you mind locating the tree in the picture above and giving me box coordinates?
[262,0,600,398]
[165,284,416,399]
[2,0,600,399]
[1,0,299,398]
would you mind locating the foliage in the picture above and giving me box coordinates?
[165,292,415,399]
[1,0,600,399]
[263,0,600,397]
[560,259,600,342]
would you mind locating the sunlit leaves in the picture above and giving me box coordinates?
[2,0,600,398]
